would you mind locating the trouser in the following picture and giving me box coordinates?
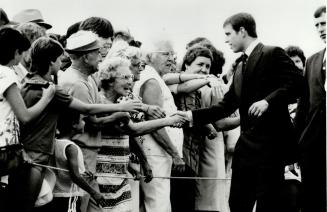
[300,152,326,212]
[140,155,172,212]
[279,180,301,212]
[229,163,284,212]
[171,165,196,212]
[79,147,102,212]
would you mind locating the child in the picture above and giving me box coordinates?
[43,139,105,212]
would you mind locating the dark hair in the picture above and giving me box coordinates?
[80,17,114,39]
[314,6,326,18]
[186,37,225,75]
[30,37,64,75]
[66,21,81,39]
[186,37,210,49]
[284,45,306,66]
[48,33,67,47]
[223,12,257,38]
[0,27,30,65]
[181,46,213,71]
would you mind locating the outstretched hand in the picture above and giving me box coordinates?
[146,105,166,119]
[169,113,188,128]
[120,100,143,113]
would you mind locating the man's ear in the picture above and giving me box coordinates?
[239,27,247,37]
[82,54,89,64]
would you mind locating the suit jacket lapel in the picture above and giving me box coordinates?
[314,48,325,90]
[244,43,264,79]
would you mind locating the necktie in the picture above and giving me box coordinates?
[241,53,248,74]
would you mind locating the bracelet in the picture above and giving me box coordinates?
[179,74,183,83]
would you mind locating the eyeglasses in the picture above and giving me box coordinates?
[152,51,177,59]
[130,60,146,70]
[116,73,134,80]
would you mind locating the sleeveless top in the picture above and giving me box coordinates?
[53,139,86,197]
[133,65,183,157]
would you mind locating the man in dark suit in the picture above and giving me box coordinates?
[295,6,326,212]
[177,13,303,212]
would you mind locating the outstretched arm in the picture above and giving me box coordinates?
[127,114,185,136]
[69,98,142,114]
[163,73,205,85]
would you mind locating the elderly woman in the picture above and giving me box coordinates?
[171,46,240,212]
[96,57,185,212]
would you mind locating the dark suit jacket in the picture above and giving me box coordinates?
[295,49,326,158]
[192,43,304,167]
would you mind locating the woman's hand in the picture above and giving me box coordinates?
[145,105,166,119]
[172,156,185,172]
[119,100,143,113]
[111,112,130,125]
[142,163,153,183]
[168,113,188,128]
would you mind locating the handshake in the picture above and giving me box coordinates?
[168,111,192,128]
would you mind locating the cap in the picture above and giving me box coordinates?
[65,30,101,53]
[12,9,52,29]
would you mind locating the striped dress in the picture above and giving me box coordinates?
[95,95,132,212]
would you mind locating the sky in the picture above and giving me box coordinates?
[2,0,326,72]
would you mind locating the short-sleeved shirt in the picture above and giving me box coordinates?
[0,65,20,147]
[20,74,73,155]
[58,67,102,148]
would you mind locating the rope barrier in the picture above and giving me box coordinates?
[29,162,232,181]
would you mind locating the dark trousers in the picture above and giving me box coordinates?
[300,152,326,212]
[280,180,301,212]
[171,165,196,212]
[229,163,284,212]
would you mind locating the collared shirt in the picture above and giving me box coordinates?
[20,74,73,154]
[58,66,102,148]
[244,39,260,57]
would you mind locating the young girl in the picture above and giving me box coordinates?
[8,37,142,212]
[0,26,56,212]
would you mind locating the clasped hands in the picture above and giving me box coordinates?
[169,111,191,128]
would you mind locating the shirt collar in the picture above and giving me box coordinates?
[24,74,51,86]
[244,39,260,57]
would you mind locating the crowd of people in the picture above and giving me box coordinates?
[0,5,325,212]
